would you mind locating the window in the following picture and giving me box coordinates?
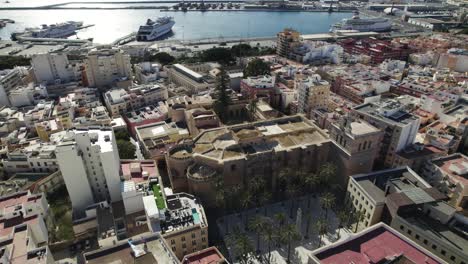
[201,237,206,242]
[423,239,428,245]
[171,239,175,245]
[201,230,206,235]
[172,246,176,252]
[450,256,455,261]
[431,245,437,250]
[182,243,186,249]
[231,164,236,171]
[415,234,420,240]
[407,230,412,235]
[181,237,185,242]
[400,225,404,231]
[191,233,195,238]
[441,250,445,256]
[192,240,196,246]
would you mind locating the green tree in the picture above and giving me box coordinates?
[231,43,253,57]
[117,139,136,159]
[213,67,231,121]
[227,228,255,264]
[302,171,320,209]
[247,99,257,121]
[248,215,267,253]
[260,221,276,264]
[274,212,287,229]
[243,58,271,77]
[320,192,335,221]
[286,182,300,219]
[240,191,253,229]
[115,130,130,141]
[0,56,31,70]
[200,47,233,64]
[353,210,366,233]
[280,224,301,264]
[315,218,327,247]
[150,52,175,65]
[215,178,229,233]
[318,163,337,189]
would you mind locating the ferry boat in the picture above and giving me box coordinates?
[27,21,83,38]
[137,16,175,41]
[331,13,392,32]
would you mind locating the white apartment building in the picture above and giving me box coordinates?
[104,84,168,117]
[54,128,122,213]
[31,53,79,85]
[84,46,132,89]
[2,143,58,175]
[0,68,27,106]
[8,83,49,107]
[353,99,421,166]
[297,74,330,115]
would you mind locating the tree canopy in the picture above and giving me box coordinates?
[200,47,233,64]
[0,56,31,70]
[213,67,231,121]
[150,52,175,65]
[243,58,271,77]
[117,139,136,159]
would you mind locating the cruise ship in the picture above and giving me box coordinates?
[331,13,392,32]
[137,17,175,41]
[28,21,83,38]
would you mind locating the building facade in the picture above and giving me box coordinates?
[54,128,122,213]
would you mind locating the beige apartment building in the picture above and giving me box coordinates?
[296,74,330,117]
[84,46,132,90]
[276,29,300,58]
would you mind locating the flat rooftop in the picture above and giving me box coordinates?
[354,100,419,126]
[84,233,177,264]
[182,246,226,264]
[401,213,468,254]
[352,167,436,204]
[311,223,442,264]
[432,153,468,185]
[136,122,189,141]
[121,160,158,184]
[176,115,329,161]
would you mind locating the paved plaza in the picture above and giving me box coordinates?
[217,195,354,264]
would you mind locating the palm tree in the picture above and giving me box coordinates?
[274,212,287,228]
[259,191,272,216]
[304,212,313,239]
[280,224,301,264]
[319,192,335,221]
[215,188,228,233]
[315,218,327,247]
[286,182,300,219]
[260,220,276,264]
[227,228,255,264]
[318,163,337,190]
[277,167,293,199]
[336,208,349,239]
[302,171,320,208]
[353,210,366,233]
[240,191,253,229]
[248,215,267,253]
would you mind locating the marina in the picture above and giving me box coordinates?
[0,10,352,43]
